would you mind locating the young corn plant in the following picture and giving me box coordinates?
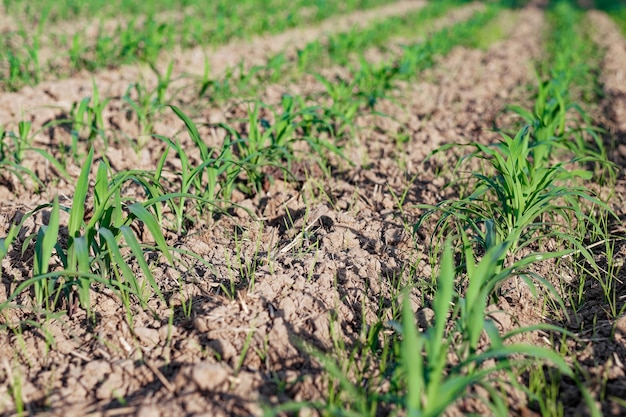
[354,57,396,109]
[507,72,610,174]
[223,102,291,194]
[314,74,361,138]
[0,122,72,190]
[0,210,35,282]
[417,126,611,261]
[1,148,175,318]
[1,26,42,90]
[152,105,241,233]
[123,61,175,147]
[258,52,287,84]
[271,94,345,168]
[68,81,110,155]
[397,241,593,417]
[217,98,343,195]
[0,122,43,190]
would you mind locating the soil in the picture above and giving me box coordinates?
[1,3,625,417]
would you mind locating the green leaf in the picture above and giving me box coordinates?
[426,241,454,402]
[33,197,60,307]
[34,196,59,277]
[72,235,92,311]
[119,225,165,303]
[94,160,108,215]
[68,146,94,238]
[127,203,173,265]
[98,227,144,306]
[402,291,424,414]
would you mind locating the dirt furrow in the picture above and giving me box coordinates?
[353,7,541,178]
[0,1,428,129]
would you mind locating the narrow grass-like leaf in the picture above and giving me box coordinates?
[68,146,93,238]
[98,227,145,308]
[426,242,454,401]
[72,235,92,311]
[127,202,173,265]
[33,196,60,307]
[34,196,59,276]
[94,160,108,213]
[119,225,165,303]
[402,290,424,414]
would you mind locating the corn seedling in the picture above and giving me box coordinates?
[123,61,175,150]
[507,74,610,177]
[314,74,361,138]
[418,126,611,260]
[151,105,241,232]
[354,57,396,109]
[1,148,176,317]
[217,98,343,195]
[0,122,42,190]
[397,241,598,417]
[1,121,72,189]
[68,80,110,155]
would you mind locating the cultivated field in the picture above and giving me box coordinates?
[1,0,626,415]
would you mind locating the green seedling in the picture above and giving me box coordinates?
[314,73,361,137]
[259,52,286,84]
[0,121,71,190]
[0,122,42,190]
[418,126,611,259]
[217,97,343,195]
[2,148,175,318]
[123,60,175,148]
[199,62,261,102]
[1,27,42,90]
[354,56,396,109]
[68,80,110,154]
[220,103,287,194]
[507,74,610,174]
[4,361,24,416]
[152,105,241,232]
[398,241,598,417]
[69,32,86,71]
